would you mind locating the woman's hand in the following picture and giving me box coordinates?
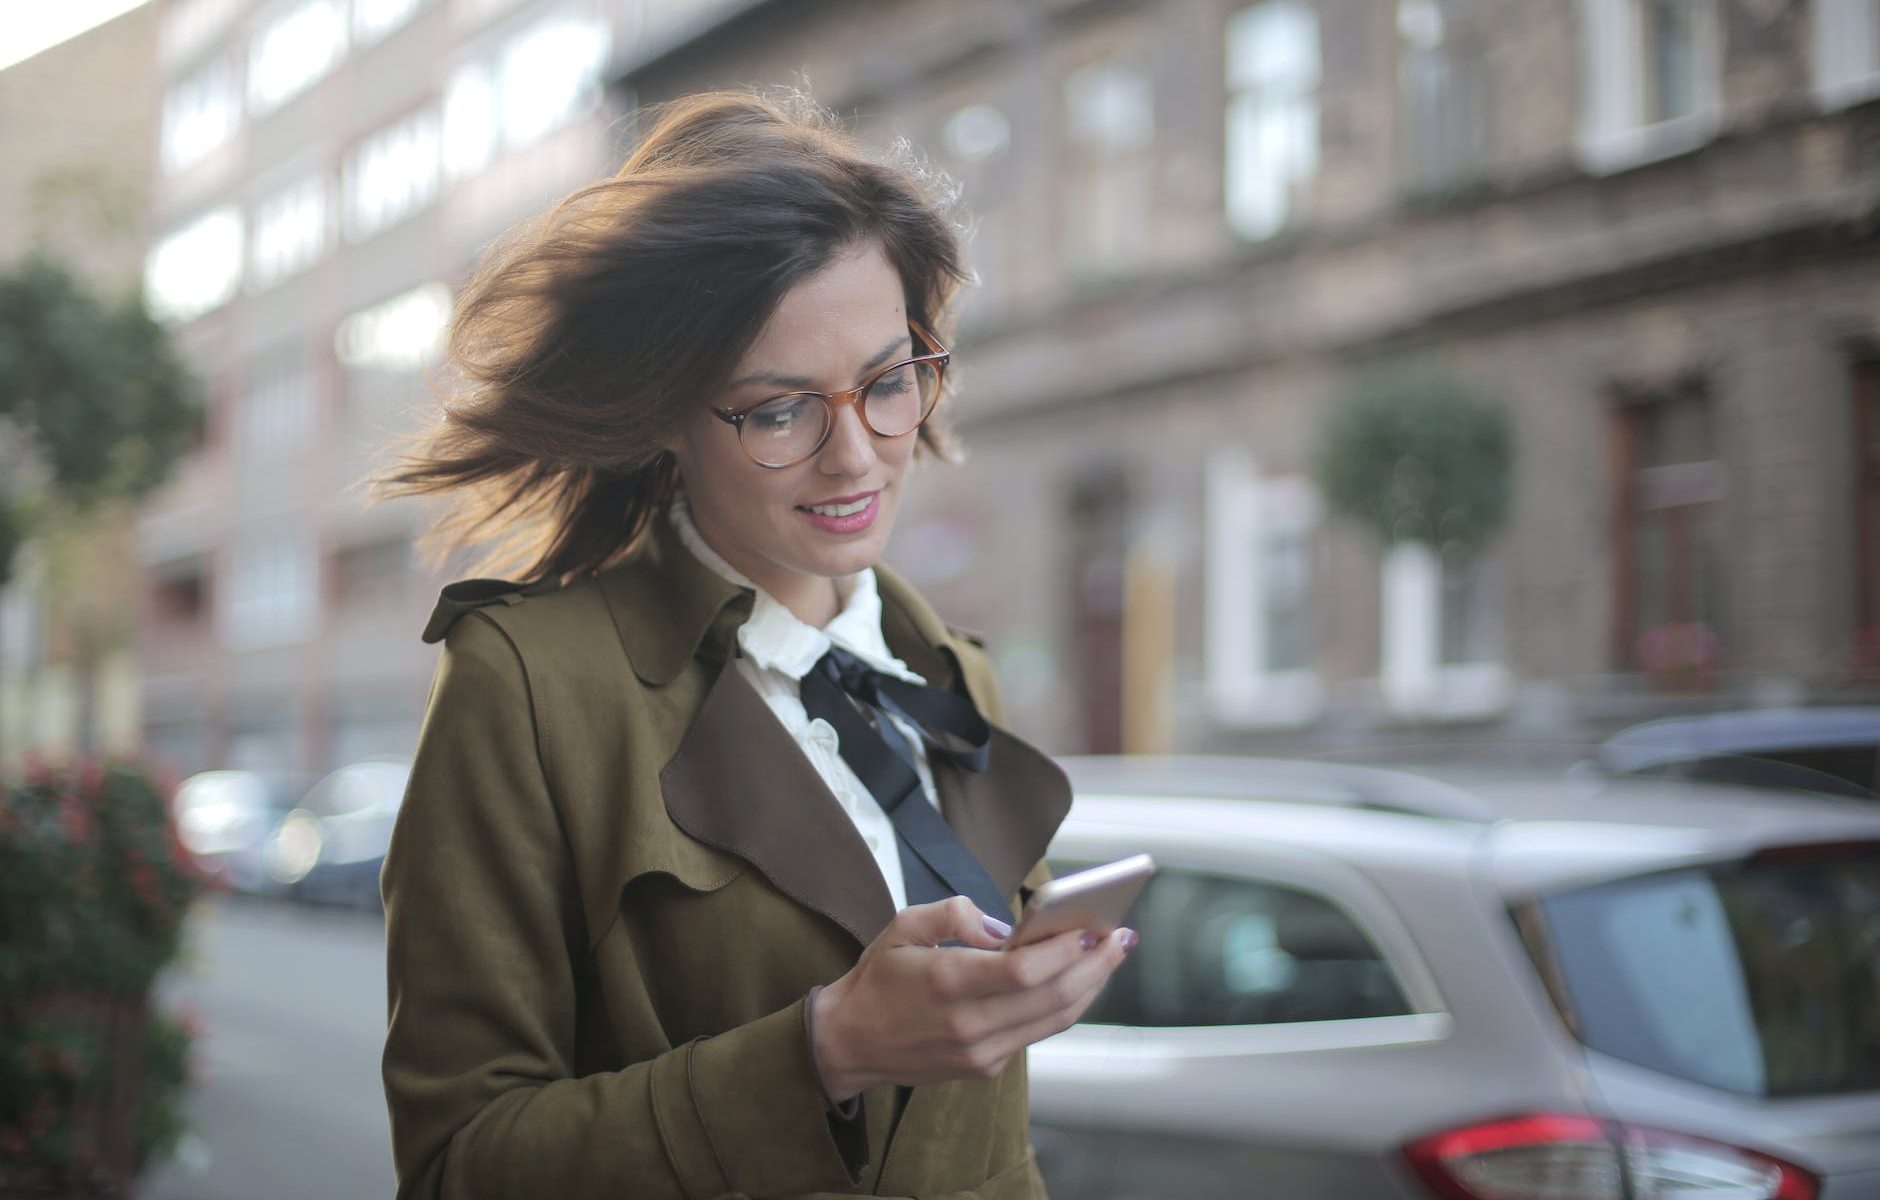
[808,896,1136,1103]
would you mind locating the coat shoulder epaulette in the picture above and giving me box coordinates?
[421,575,563,645]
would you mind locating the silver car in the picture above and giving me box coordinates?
[1027,756,1880,1200]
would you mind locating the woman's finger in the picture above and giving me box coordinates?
[884,894,1010,950]
[956,926,1131,1034]
[939,924,1110,1003]
[965,929,1133,1064]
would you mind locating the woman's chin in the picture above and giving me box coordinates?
[795,530,890,578]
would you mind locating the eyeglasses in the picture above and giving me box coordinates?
[710,321,951,469]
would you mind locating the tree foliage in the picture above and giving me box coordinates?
[1314,366,1514,551]
[0,254,202,585]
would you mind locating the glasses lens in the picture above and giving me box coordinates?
[741,393,826,466]
[863,360,941,437]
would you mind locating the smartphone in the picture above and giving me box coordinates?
[1004,853,1155,950]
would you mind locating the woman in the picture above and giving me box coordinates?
[372,90,1134,1200]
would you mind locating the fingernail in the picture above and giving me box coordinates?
[981,914,1012,940]
[1119,928,1138,953]
[1079,932,1100,951]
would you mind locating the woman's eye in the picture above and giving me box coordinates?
[751,398,808,432]
[869,368,911,397]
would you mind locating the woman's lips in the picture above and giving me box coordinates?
[796,491,881,534]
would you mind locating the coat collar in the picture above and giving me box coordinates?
[595,502,985,712]
[656,647,1068,950]
[601,501,1071,950]
[596,506,754,684]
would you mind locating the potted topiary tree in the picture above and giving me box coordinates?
[0,756,204,1197]
[1314,365,1514,716]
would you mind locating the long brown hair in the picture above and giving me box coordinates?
[369,88,972,585]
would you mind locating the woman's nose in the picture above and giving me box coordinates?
[817,399,878,475]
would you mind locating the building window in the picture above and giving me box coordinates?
[1611,387,1728,682]
[249,173,332,289]
[495,15,611,150]
[1207,450,1321,726]
[1060,55,1154,271]
[1855,361,1880,670]
[442,63,498,181]
[1577,0,1720,173]
[344,108,441,242]
[237,359,316,460]
[1224,0,1319,242]
[161,56,239,174]
[1814,0,1880,109]
[352,0,427,47]
[146,206,244,324]
[436,14,609,187]
[1380,540,1509,718]
[248,0,347,117]
[1397,0,1487,195]
[222,533,319,650]
[334,282,452,373]
[938,98,1014,310]
[151,559,211,626]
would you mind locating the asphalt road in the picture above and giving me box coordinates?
[143,894,397,1200]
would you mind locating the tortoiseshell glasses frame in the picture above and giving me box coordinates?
[709,321,951,469]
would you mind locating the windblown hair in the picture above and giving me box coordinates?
[368,88,972,585]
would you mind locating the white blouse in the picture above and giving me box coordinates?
[666,488,941,911]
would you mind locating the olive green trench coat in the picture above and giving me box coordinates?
[380,508,1073,1200]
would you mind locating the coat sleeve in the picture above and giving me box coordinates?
[381,612,868,1200]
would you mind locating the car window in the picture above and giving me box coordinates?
[1537,848,1880,1097]
[1050,859,1413,1028]
[1631,749,1877,800]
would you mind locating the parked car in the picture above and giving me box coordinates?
[262,757,411,912]
[169,768,309,895]
[1597,706,1880,799]
[1027,755,1880,1200]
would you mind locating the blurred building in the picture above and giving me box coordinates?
[0,2,166,772]
[133,0,1880,774]
[615,0,1880,755]
[135,0,701,776]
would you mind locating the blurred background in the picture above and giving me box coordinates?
[4,0,1878,776]
[2,0,1878,1197]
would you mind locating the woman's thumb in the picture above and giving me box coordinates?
[891,895,1011,949]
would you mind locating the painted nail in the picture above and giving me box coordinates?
[1119,928,1138,953]
[1079,932,1100,951]
[981,914,1012,940]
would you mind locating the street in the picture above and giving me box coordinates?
[144,895,396,1200]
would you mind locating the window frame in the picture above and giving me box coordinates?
[1058,49,1157,274]
[1395,0,1491,196]
[1608,382,1730,681]
[1812,0,1880,110]
[1380,539,1511,720]
[1038,818,1451,1052]
[1206,449,1323,728]
[1575,0,1723,175]
[1854,359,1880,673]
[1223,0,1322,242]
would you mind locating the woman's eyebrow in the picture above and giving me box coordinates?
[728,332,910,391]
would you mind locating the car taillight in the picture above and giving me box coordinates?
[1402,1113,1819,1200]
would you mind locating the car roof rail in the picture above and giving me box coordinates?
[1056,755,1499,823]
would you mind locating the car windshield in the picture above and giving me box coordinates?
[1535,847,1880,1098]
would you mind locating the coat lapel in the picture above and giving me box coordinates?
[658,654,898,949]
[928,729,1070,916]
[605,504,1072,949]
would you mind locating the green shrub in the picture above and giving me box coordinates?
[0,756,204,1192]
